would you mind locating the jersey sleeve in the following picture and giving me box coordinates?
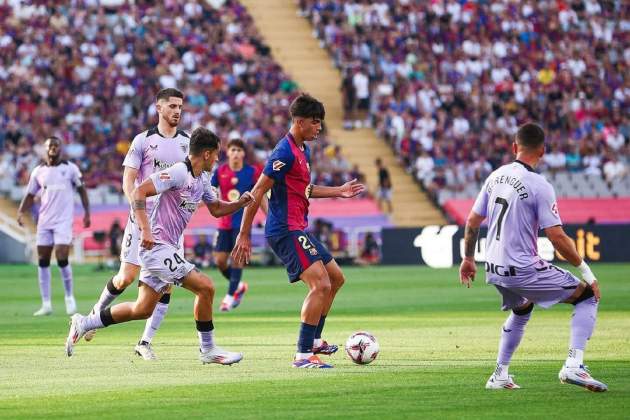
[70,163,84,187]
[263,144,295,182]
[536,180,562,229]
[471,179,489,217]
[26,167,41,195]
[149,163,187,194]
[202,173,218,204]
[122,133,144,169]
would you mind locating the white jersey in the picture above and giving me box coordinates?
[472,160,562,268]
[27,161,83,230]
[122,126,190,214]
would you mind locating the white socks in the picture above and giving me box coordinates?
[565,348,584,368]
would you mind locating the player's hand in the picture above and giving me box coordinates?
[16,212,24,227]
[231,233,252,265]
[140,230,155,250]
[459,257,476,288]
[239,191,255,207]
[339,178,366,198]
[590,280,601,302]
[83,214,91,228]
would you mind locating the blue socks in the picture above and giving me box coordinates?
[228,268,242,295]
[315,315,326,339]
[297,322,317,353]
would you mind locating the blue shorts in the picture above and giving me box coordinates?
[267,231,333,282]
[213,229,239,253]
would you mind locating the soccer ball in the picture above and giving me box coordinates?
[345,331,379,365]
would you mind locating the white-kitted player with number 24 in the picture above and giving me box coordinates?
[66,127,254,365]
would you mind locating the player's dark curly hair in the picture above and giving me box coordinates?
[516,123,545,150]
[190,127,219,155]
[156,88,184,102]
[289,93,325,120]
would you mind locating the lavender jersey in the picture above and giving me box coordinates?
[472,160,561,269]
[123,127,190,213]
[26,161,83,230]
[148,159,217,247]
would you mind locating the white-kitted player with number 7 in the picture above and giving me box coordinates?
[66,127,253,365]
[459,122,607,392]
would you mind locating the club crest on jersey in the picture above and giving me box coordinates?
[149,144,158,150]
[272,160,285,171]
[159,172,171,181]
[179,200,197,212]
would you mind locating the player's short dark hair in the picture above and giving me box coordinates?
[289,93,325,120]
[190,127,219,155]
[227,138,246,151]
[156,88,184,102]
[516,123,545,150]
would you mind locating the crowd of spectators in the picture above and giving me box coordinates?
[0,0,360,198]
[300,0,630,200]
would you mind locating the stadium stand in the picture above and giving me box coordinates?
[300,0,630,221]
[0,0,363,201]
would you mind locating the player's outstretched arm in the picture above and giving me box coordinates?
[232,174,275,265]
[310,178,365,199]
[206,192,254,218]
[545,225,600,300]
[132,179,158,250]
[459,211,485,288]
[77,185,91,228]
[16,193,35,227]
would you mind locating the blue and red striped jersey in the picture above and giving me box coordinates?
[210,163,261,230]
[263,133,312,237]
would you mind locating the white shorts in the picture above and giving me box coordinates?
[139,243,196,293]
[120,213,184,266]
[36,223,73,246]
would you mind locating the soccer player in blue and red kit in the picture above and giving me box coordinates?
[232,94,365,368]
[210,138,263,311]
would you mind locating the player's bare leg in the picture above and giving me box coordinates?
[312,260,346,355]
[486,301,533,390]
[182,269,242,365]
[34,245,54,316]
[293,261,333,368]
[559,283,607,392]
[55,245,76,315]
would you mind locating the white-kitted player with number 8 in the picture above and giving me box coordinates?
[66,127,254,365]
[459,123,607,392]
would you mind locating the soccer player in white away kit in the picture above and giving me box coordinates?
[459,123,607,392]
[66,127,253,364]
[17,137,91,316]
[84,88,190,359]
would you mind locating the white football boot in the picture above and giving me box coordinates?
[65,296,77,315]
[559,365,608,392]
[33,303,52,316]
[65,313,86,357]
[485,373,521,389]
[199,346,243,365]
[134,342,158,360]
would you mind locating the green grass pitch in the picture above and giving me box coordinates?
[0,263,628,419]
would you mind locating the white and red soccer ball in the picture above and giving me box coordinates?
[345,331,379,364]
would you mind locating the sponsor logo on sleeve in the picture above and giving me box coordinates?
[159,172,171,181]
[551,202,559,216]
[272,160,285,171]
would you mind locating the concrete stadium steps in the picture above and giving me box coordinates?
[241,0,445,227]
[0,197,35,232]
